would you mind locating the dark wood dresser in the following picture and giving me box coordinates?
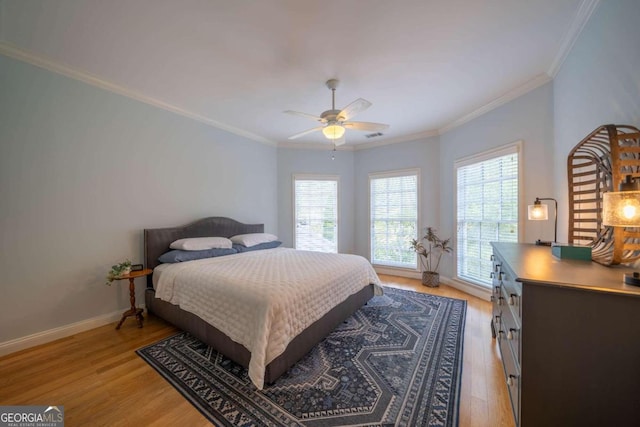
[491,242,640,427]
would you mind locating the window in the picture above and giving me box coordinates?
[370,169,419,268]
[294,175,338,253]
[455,143,520,286]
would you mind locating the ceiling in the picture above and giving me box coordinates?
[0,0,595,148]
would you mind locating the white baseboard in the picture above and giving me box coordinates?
[440,276,492,301]
[374,266,421,279]
[375,267,492,301]
[0,305,145,357]
[0,275,491,358]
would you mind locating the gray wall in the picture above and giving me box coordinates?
[277,137,441,262]
[553,0,640,240]
[4,0,640,346]
[435,0,640,280]
[0,54,277,342]
[277,148,355,253]
[353,138,441,260]
[438,83,555,279]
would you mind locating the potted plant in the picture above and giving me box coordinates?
[410,227,453,287]
[105,259,132,285]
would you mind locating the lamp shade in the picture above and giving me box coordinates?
[528,203,548,220]
[603,190,640,226]
[322,124,345,140]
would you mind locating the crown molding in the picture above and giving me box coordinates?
[353,129,439,150]
[277,129,440,151]
[277,141,355,151]
[437,0,600,135]
[438,73,552,135]
[0,42,277,147]
[547,0,600,77]
[2,0,596,153]
[280,68,552,150]
[277,71,552,151]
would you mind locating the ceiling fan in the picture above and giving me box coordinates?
[284,79,389,146]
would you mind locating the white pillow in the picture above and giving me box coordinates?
[169,237,233,251]
[230,233,278,248]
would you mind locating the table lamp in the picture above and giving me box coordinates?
[528,197,557,245]
[603,175,640,286]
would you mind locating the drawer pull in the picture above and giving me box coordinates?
[507,328,518,340]
[497,296,505,306]
[494,263,501,272]
[507,374,518,387]
[494,315,501,325]
[490,272,495,279]
[508,294,517,305]
[490,254,495,261]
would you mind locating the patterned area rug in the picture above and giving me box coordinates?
[137,287,466,426]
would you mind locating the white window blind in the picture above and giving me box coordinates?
[456,146,519,286]
[294,177,338,253]
[370,171,419,268]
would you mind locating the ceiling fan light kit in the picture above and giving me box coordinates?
[322,124,345,140]
[285,79,389,146]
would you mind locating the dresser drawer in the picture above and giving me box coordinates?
[493,247,521,425]
[498,324,521,425]
[499,265,522,322]
[490,255,504,335]
[500,286,521,363]
[491,297,502,339]
[491,280,504,316]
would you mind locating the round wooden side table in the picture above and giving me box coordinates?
[114,268,152,330]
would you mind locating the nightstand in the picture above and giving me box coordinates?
[114,268,152,330]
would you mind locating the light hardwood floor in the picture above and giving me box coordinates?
[0,275,514,426]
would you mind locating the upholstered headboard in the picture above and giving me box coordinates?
[144,217,263,287]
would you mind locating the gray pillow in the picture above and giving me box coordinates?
[158,247,237,263]
[233,241,282,253]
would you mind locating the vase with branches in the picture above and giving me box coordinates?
[410,227,453,287]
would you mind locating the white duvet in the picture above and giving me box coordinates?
[154,247,382,389]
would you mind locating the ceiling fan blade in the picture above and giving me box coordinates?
[343,121,389,131]
[284,110,326,122]
[287,126,324,140]
[337,98,372,121]
[333,135,347,146]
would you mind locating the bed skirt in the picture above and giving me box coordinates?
[145,284,375,385]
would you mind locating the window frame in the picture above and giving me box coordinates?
[292,174,340,253]
[454,141,523,287]
[368,168,421,270]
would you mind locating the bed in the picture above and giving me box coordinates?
[144,217,381,389]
